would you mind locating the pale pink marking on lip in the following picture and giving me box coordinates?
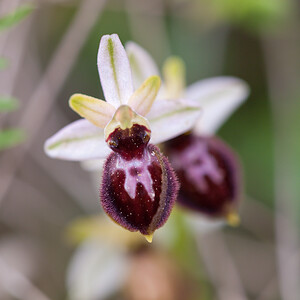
[170,139,223,192]
[115,150,155,200]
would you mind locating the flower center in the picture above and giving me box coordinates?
[107,124,150,159]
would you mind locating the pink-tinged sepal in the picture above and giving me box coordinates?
[100,144,178,239]
[166,134,241,223]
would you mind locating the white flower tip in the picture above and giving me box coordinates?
[125,41,160,90]
[44,138,53,157]
[125,40,137,50]
[99,33,120,44]
[43,134,67,160]
[97,34,134,107]
[220,76,250,100]
[186,76,250,135]
[98,33,120,58]
[43,120,110,161]
[44,135,68,160]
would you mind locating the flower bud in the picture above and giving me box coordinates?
[165,134,241,224]
[101,124,178,241]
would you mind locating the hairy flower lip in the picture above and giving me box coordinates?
[100,144,179,239]
[165,134,242,222]
[106,124,151,160]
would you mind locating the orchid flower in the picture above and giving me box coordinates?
[44,34,203,242]
[126,42,249,225]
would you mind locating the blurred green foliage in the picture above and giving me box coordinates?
[0,97,19,112]
[0,4,34,31]
[0,57,8,70]
[0,4,34,150]
[186,0,292,34]
[211,0,290,32]
[0,129,25,150]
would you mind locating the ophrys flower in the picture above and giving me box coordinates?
[126,42,249,225]
[44,34,202,241]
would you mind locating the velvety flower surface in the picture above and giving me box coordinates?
[165,134,241,224]
[102,142,178,238]
[126,43,249,224]
[44,34,199,241]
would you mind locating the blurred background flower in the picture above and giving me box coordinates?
[0,0,299,299]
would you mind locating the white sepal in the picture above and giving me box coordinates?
[126,41,160,90]
[147,99,202,144]
[185,77,249,135]
[44,119,111,161]
[97,34,134,107]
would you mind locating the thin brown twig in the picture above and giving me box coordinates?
[0,257,52,300]
[197,231,248,300]
[263,34,300,300]
[0,0,30,127]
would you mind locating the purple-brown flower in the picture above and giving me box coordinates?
[165,134,241,224]
[44,34,198,241]
[102,123,178,241]
[101,106,178,241]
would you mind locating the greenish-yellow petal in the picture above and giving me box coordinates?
[128,75,161,116]
[163,56,186,99]
[69,93,115,128]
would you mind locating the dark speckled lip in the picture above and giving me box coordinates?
[165,134,241,219]
[100,143,178,236]
[106,124,151,160]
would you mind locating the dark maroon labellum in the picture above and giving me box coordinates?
[165,134,241,219]
[101,124,178,237]
[107,124,151,159]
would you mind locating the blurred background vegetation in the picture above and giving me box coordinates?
[0,0,299,299]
